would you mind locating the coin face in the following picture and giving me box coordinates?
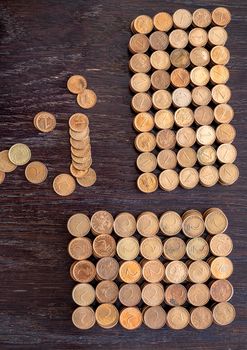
[165,261,188,283]
[68,237,92,260]
[210,65,229,84]
[190,307,213,330]
[219,163,239,185]
[186,237,209,260]
[119,284,141,307]
[210,257,233,279]
[208,26,228,46]
[170,49,190,68]
[131,92,152,113]
[190,66,210,86]
[179,168,199,189]
[172,88,192,107]
[214,104,234,124]
[176,127,196,148]
[173,9,192,29]
[188,260,211,283]
[199,166,219,187]
[156,129,176,150]
[135,132,156,152]
[69,113,89,132]
[171,68,190,88]
[143,306,166,329]
[192,86,211,106]
[165,284,187,306]
[53,173,76,196]
[67,75,87,94]
[72,306,95,330]
[192,8,212,27]
[157,150,177,170]
[150,51,170,70]
[187,284,210,306]
[190,47,210,67]
[163,237,186,260]
[93,234,116,257]
[216,123,236,144]
[8,143,31,166]
[34,112,56,133]
[137,172,158,193]
[72,260,96,283]
[189,28,208,47]
[197,145,217,166]
[153,12,173,32]
[142,259,165,283]
[133,15,153,34]
[129,33,149,54]
[0,150,17,173]
[149,31,169,51]
[217,143,237,164]
[210,233,233,257]
[95,303,119,329]
[117,237,139,260]
[204,208,228,235]
[114,212,137,237]
[119,260,142,283]
[140,236,163,260]
[212,84,231,104]
[95,280,118,304]
[182,215,205,238]
[159,169,179,191]
[67,213,91,237]
[213,302,235,326]
[77,89,97,109]
[130,72,151,93]
[166,306,190,330]
[211,46,230,65]
[129,53,151,73]
[196,125,216,146]
[212,7,231,27]
[25,161,48,184]
[76,168,97,187]
[169,29,188,49]
[91,210,114,235]
[120,307,142,330]
[160,211,182,236]
[142,283,164,306]
[177,147,197,168]
[96,257,119,280]
[72,283,95,306]
[194,105,214,126]
[210,279,234,302]
[136,211,159,237]
[151,70,170,90]
[136,152,157,173]
[133,112,154,132]
[154,110,174,129]
[174,107,194,127]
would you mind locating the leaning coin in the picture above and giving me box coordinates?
[0,150,17,172]
[67,75,87,94]
[53,173,76,196]
[76,168,97,187]
[33,112,56,133]
[77,89,97,109]
[8,143,31,166]
[25,161,48,184]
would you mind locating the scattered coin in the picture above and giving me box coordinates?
[0,150,17,173]
[76,168,97,187]
[8,143,31,166]
[67,75,87,94]
[33,112,56,133]
[25,161,48,184]
[77,89,97,109]
[53,173,76,196]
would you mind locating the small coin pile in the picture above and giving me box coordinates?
[0,144,48,185]
[128,8,239,193]
[67,75,97,109]
[67,208,235,330]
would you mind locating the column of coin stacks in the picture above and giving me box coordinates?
[67,208,235,330]
[129,8,239,193]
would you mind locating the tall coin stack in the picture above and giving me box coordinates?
[129,7,239,193]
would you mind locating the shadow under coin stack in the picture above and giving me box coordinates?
[67,208,235,330]
[128,8,239,193]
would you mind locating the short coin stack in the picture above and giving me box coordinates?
[129,8,239,193]
[67,208,235,330]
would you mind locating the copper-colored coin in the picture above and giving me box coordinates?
[210,65,229,85]
[217,144,237,164]
[93,234,116,258]
[95,280,118,304]
[77,89,97,109]
[192,86,211,106]
[177,148,197,168]
[154,110,174,129]
[91,210,113,235]
[196,125,216,146]
[156,129,176,150]
[210,279,234,302]
[188,284,210,306]
[163,237,186,260]
[176,127,196,148]
[211,46,230,65]
[96,257,119,281]
[157,150,177,170]
[153,12,173,32]
[190,47,210,67]
[71,144,91,158]
[140,236,163,260]
[197,145,217,166]
[190,307,213,330]
[114,212,136,238]
[119,283,141,307]
[204,208,228,235]
[0,150,17,173]
[117,237,139,260]
[70,164,88,179]
[119,260,142,283]
[170,49,190,68]
[208,26,228,46]
[210,256,233,279]
[150,51,170,70]
[137,172,158,193]
[135,132,156,152]
[67,75,87,94]
[212,302,235,326]
[159,169,179,192]
[142,259,165,283]
[173,9,192,29]
[192,8,212,28]
[120,307,142,330]
[182,214,205,238]
[69,113,89,132]
[69,129,89,142]
[187,260,211,283]
[199,166,219,187]
[72,283,95,306]
[189,28,208,47]
[219,163,239,185]
[142,283,164,306]
[72,260,96,283]
[169,29,188,49]
[137,152,157,173]
[0,171,5,184]
[212,84,231,104]
[132,15,153,34]
[186,237,209,260]
[165,261,188,283]
[33,111,56,133]
[182,209,202,220]
[214,104,234,124]
[174,107,194,127]
[129,33,149,54]
[172,88,192,108]
[212,7,231,27]
[165,284,187,306]
[179,168,199,189]
[149,31,169,51]
[70,137,90,150]
[136,211,159,237]
[133,112,154,132]
[190,66,210,86]
[76,168,96,187]
[171,68,190,88]
[129,53,151,74]
[131,92,152,113]
[72,157,92,171]
[95,303,119,329]
[166,306,190,330]
[130,73,151,93]
[53,173,76,196]
[68,237,92,260]
[143,306,166,329]
[8,143,31,166]
[67,213,90,237]
[216,124,236,144]
[151,70,170,90]
[160,211,182,236]
[194,105,214,126]
[25,161,48,184]
[72,306,95,330]
[210,233,233,257]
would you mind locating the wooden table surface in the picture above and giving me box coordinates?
[0,1,246,349]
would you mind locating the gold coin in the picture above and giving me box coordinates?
[204,208,228,235]
[72,158,92,171]
[177,147,197,168]
[71,145,91,158]
[156,129,176,149]
[210,256,233,279]
[159,211,182,236]
[190,66,210,86]
[130,72,151,93]
[159,169,179,191]
[129,53,151,73]
[192,8,212,28]
[196,125,216,146]
[33,112,56,133]
[174,107,194,127]
[134,132,156,152]
[69,128,89,141]
[212,302,235,326]
[114,212,136,238]
[69,113,89,132]
[77,89,97,109]
[67,213,91,237]
[210,233,233,257]
[136,152,157,173]
[172,88,192,107]
[0,150,17,172]
[197,145,217,166]
[119,307,142,330]
[216,123,236,144]
[189,28,208,47]
[25,161,48,184]
[137,172,158,193]
[186,237,209,260]
[171,68,190,88]
[72,283,95,306]
[133,112,154,132]
[173,9,192,29]
[142,260,165,283]
[149,31,169,51]
[8,143,31,166]
[210,65,229,84]
[119,260,142,283]
[150,51,170,70]
[217,143,237,164]
[76,168,96,187]
[117,237,139,260]
[157,150,177,170]
[165,261,188,284]
[70,164,89,179]
[0,171,5,184]
[131,92,152,113]
[176,127,196,148]
[199,166,219,187]
[153,12,173,32]
[95,303,119,329]
[154,110,174,129]
[53,173,76,196]
[152,90,172,110]
[211,46,230,65]
[167,306,190,330]
[169,29,188,49]
[70,137,90,150]
[190,47,210,67]
[129,33,149,54]
[132,15,153,34]
[136,211,159,237]
[194,105,214,126]
[151,70,170,90]
[182,214,205,238]
[72,306,95,330]
[67,75,87,94]
[208,27,228,46]
[140,236,163,260]
[212,84,231,104]
[170,49,190,68]
[192,86,211,106]
[179,168,199,189]
[219,163,239,185]
[212,7,231,27]
[214,104,234,124]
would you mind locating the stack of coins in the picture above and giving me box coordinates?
[129,8,239,193]
[67,207,235,330]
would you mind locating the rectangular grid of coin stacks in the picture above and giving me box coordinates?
[67,208,235,330]
[128,8,239,193]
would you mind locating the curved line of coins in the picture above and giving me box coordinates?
[67,208,235,330]
[128,8,239,193]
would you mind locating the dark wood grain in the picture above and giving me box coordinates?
[0,1,246,349]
